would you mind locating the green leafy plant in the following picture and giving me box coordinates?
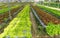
[44,2,60,8]
[0,4,20,14]
[46,22,60,36]
[37,4,60,17]
[0,4,32,38]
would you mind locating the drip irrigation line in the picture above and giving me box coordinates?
[31,7,46,28]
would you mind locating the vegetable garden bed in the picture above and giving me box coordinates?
[31,5,60,37]
[0,3,60,38]
[32,6,60,24]
[0,4,24,34]
[0,4,24,24]
[37,4,60,19]
[0,4,32,38]
[44,2,60,8]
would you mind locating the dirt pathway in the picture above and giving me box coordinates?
[30,12,39,38]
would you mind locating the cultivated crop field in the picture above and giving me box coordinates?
[0,2,60,38]
[44,2,60,8]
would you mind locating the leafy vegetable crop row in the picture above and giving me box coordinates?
[46,22,60,36]
[37,4,60,17]
[0,4,20,14]
[37,4,60,36]
[0,4,32,38]
[44,2,60,8]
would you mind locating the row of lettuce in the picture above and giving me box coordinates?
[46,22,60,36]
[37,4,60,36]
[44,2,60,8]
[0,4,21,14]
[38,2,60,8]
[37,4,60,18]
[0,5,32,38]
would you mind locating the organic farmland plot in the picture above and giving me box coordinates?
[0,5,32,38]
[0,4,20,14]
[44,2,60,8]
[0,3,24,34]
[31,4,60,37]
[0,4,24,24]
[0,4,13,9]
[0,2,60,38]
[32,6,60,24]
[37,4,60,19]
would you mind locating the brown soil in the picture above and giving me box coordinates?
[30,12,38,38]
[32,6,60,25]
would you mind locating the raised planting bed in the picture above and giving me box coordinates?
[32,6,60,24]
[31,9,59,38]
[0,4,24,34]
[31,5,60,37]
[37,4,60,19]
[0,4,32,38]
[31,9,52,38]
[0,4,20,14]
[0,4,24,24]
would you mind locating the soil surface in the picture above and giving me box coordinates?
[30,12,38,38]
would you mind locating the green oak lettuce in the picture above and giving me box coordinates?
[46,22,60,36]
